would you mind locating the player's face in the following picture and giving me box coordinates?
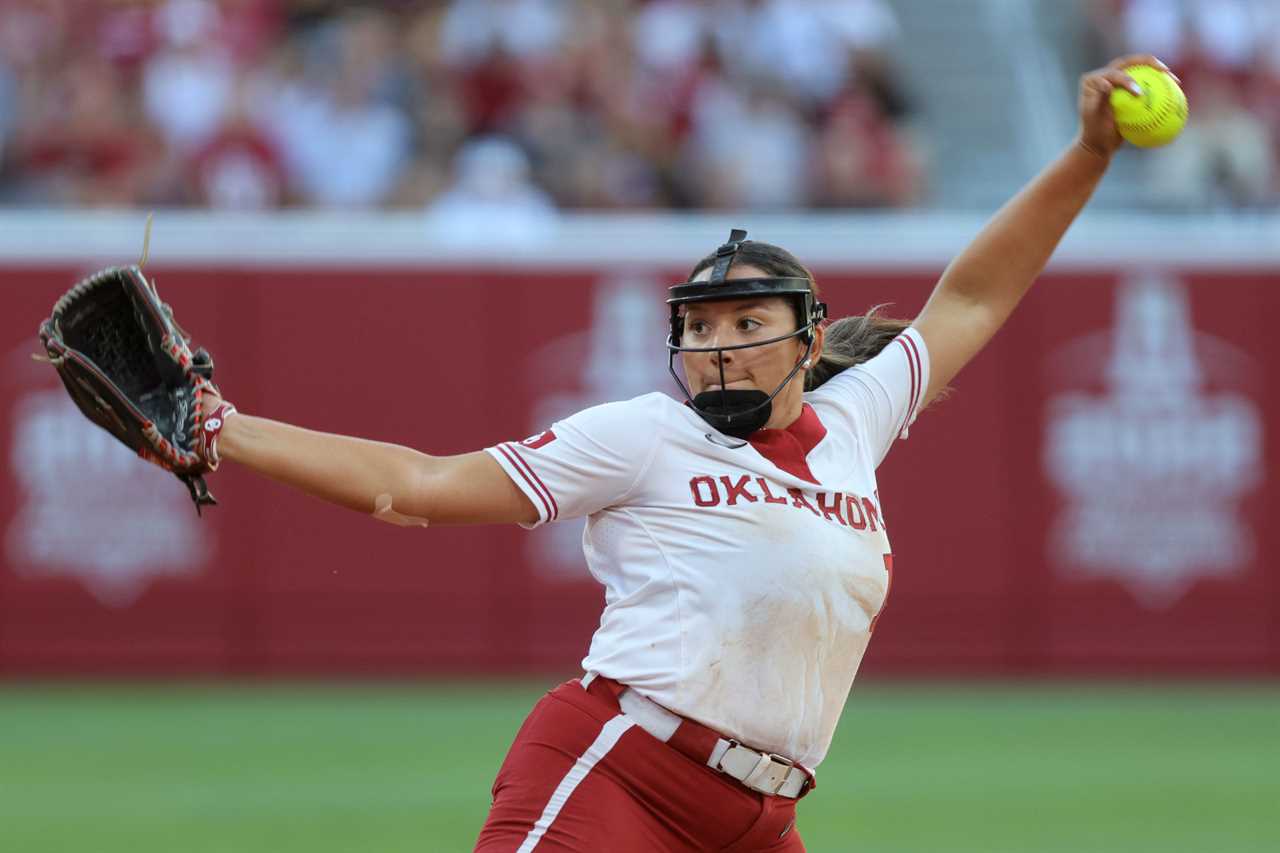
[679,265,815,428]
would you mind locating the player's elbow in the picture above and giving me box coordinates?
[369,450,435,528]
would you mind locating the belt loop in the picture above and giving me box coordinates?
[583,674,628,712]
[667,719,721,765]
[742,752,774,791]
[706,738,731,770]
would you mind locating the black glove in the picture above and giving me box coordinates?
[38,265,221,513]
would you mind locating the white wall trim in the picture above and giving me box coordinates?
[0,210,1277,271]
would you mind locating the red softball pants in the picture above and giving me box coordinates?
[474,676,808,852]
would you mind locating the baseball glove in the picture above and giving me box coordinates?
[37,265,221,513]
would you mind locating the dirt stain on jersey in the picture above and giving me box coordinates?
[685,545,885,760]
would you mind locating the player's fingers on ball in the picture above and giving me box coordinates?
[1108,53,1166,71]
[1080,73,1112,104]
[1103,69,1143,96]
[1084,73,1113,93]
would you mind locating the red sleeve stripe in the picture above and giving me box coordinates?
[497,444,554,522]
[894,335,920,437]
[901,331,924,419]
[501,443,560,521]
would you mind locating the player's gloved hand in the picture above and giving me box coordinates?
[38,265,225,512]
[1076,53,1175,159]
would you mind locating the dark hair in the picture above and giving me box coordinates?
[688,240,912,391]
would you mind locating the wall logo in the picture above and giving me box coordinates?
[5,383,211,607]
[524,273,670,579]
[1043,273,1263,608]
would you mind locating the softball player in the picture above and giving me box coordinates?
[196,56,1156,851]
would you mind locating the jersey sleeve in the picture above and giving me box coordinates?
[806,326,930,467]
[484,395,664,529]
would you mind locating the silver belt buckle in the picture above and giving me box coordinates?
[765,752,796,795]
[737,745,796,795]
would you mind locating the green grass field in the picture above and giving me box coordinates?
[2,681,1276,852]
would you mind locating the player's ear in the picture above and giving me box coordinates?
[801,321,824,368]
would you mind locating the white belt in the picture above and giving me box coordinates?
[586,673,811,798]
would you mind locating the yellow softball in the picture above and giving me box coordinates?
[1109,65,1188,148]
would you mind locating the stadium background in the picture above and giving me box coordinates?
[1,1,1277,851]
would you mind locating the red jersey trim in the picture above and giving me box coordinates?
[746,403,827,485]
[902,332,924,416]
[498,443,559,521]
[506,442,560,521]
[895,334,923,438]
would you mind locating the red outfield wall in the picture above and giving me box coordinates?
[1,264,1276,675]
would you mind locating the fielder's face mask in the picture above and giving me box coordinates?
[667,229,827,439]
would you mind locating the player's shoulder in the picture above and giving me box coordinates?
[807,328,927,397]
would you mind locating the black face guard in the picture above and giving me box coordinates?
[667,229,827,439]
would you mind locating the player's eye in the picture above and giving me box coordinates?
[687,320,709,336]
[737,317,762,332]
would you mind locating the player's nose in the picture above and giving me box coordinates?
[709,345,735,367]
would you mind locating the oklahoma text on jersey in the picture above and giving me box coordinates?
[688,473,884,533]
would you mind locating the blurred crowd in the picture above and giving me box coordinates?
[0,0,923,215]
[1086,0,1280,210]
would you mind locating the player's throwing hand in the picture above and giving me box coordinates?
[1076,53,1176,158]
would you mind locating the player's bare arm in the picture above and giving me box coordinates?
[911,54,1168,407]
[209,391,538,527]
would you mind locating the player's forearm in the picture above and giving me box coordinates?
[932,141,1110,323]
[218,414,431,517]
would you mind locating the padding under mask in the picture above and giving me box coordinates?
[690,389,772,439]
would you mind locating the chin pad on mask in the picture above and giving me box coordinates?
[372,493,430,528]
[691,389,772,439]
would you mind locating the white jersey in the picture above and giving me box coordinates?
[486,328,929,768]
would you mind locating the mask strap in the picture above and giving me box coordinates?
[710,228,748,285]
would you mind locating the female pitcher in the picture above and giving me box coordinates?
[195,56,1160,852]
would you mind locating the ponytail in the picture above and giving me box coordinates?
[805,305,912,391]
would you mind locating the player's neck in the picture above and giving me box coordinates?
[761,392,804,432]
